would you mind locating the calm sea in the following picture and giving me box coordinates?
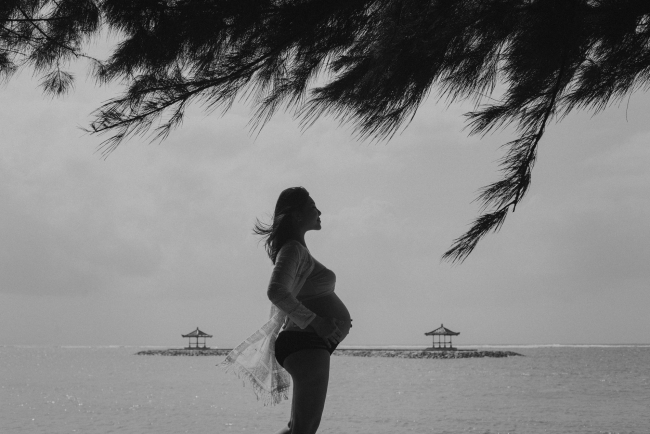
[1,345,648,434]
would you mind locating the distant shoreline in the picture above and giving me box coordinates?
[135,348,523,358]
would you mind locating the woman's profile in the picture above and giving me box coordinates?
[221,186,352,434]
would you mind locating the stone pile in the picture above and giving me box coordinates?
[135,348,522,358]
[136,349,231,356]
[333,350,522,359]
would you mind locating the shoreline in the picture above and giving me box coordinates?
[135,348,523,358]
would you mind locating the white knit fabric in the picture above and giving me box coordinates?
[220,241,315,405]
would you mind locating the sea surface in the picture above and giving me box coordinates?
[1,345,648,434]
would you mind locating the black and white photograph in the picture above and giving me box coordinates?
[2,2,649,433]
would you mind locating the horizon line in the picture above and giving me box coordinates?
[3,343,650,349]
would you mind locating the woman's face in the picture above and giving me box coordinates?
[297,196,321,231]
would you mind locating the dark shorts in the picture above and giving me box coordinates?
[274,330,338,367]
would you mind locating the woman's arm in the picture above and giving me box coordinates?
[267,243,317,328]
[267,243,343,346]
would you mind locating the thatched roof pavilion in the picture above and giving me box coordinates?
[182,327,212,349]
[425,324,460,350]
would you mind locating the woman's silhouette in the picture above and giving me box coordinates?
[222,187,352,434]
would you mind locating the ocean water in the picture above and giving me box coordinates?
[1,345,648,434]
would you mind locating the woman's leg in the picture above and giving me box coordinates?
[282,349,331,434]
[273,422,291,434]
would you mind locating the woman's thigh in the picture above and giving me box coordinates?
[283,349,331,434]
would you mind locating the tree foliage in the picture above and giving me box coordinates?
[2,0,650,262]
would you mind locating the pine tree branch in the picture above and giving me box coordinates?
[443,54,570,263]
[4,17,73,22]
[441,206,510,263]
[3,0,650,263]
[16,5,81,58]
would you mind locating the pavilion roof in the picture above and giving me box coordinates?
[182,327,213,338]
[425,324,459,336]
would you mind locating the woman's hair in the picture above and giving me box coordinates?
[254,187,311,264]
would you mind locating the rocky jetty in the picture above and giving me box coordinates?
[135,348,231,356]
[333,349,522,358]
[135,348,522,358]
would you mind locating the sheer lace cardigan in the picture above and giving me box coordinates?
[220,241,316,405]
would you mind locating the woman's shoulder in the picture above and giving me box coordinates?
[278,240,312,264]
[281,239,309,252]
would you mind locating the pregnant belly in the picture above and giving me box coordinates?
[299,293,352,339]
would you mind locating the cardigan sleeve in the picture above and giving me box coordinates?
[266,243,317,329]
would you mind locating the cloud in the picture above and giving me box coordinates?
[0,154,164,295]
[2,54,650,345]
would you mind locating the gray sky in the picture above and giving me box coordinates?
[1,58,649,347]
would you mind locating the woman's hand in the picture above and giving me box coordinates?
[311,316,345,348]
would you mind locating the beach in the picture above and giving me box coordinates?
[2,345,648,433]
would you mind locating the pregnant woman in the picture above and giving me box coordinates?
[222,187,352,434]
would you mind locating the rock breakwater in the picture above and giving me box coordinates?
[135,348,522,358]
[334,350,522,359]
[136,349,231,356]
